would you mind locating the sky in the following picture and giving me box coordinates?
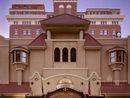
[0,0,130,38]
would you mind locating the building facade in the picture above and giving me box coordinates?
[0,0,130,98]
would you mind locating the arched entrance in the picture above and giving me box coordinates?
[46,88,84,98]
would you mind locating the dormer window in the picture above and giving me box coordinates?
[108,46,127,65]
[11,47,29,64]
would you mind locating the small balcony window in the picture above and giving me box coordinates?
[109,46,127,64]
[11,47,29,64]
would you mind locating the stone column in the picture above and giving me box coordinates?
[68,49,71,62]
[47,30,51,40]
[16,69,23,85]
[60,49,62,62]
[15,64,26,85]
[113,68,121,85]
[79,30,84,40]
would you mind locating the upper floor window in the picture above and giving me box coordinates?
[101,21,107,25]
[36,29,41,36]
[59,4,65,14]
[91,29,96,35]
[62,48,68,62]
[12,49,29,64]
[54,48,60,62]
[91,21,96,25]
[71,48,76,62]
[14,29,18,35]
[108,46,127,64]
[14,21,18,25]
[100,30,108,36]
[112,21,118,25]
[22,21,31,25]
[112,29,116,35]
[54,47,77,62]
[66,4,72,14]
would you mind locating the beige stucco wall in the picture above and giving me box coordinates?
[30,50,45,75]
[0,36,9,84]
[85,50,101,75]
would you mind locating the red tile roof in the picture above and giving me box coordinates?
[0,82,31,93]
[41,14,90,25]
[84,33,102,48]
[101,82,130,94]
[29,33,46,47]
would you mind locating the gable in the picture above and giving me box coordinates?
[41,14,90,25]
[84,33,102,49]
[28,33,46,49]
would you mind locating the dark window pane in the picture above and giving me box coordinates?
[71,48,76,62]
[54,48,60,62]
[16,51,21,62]
[62,48,68,62]
[117,51,122,62]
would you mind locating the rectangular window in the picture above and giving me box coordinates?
[23,30,27,35]
[104,30,108,35]
[36,29,40,36]
[110,52,116,63]
[27,30,31,35]
[100,30,103,35]
[112,29,116,35]
[16,51,21,62]
[91,30,96,35]
[14,29,18,35]
[14,21,18,25]
[21,52,27,63]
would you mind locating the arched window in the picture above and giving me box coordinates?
[62,48,68,62]
[54,48,60,62]
[66,4,72,14]
[71,48,76,62]
[59,4,65,14]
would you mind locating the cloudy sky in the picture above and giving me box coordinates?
[0,0,130,38]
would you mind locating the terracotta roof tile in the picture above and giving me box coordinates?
[84,33,102,47]
[0,82,31,93]
[29,33,46,47]
[41,14,90,25]
[101,82,130,94]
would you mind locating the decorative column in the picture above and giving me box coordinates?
[68,49,71,62]
[15,64,26,85]
[113,68,121,85]
[47,30,51,40]
[60,49,62,62]
[79,30,84,40]
[109,63,124,86]
[16,68,23,85]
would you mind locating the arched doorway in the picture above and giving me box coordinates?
[46,88,84,98]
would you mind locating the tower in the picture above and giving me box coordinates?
[53,0,77,15]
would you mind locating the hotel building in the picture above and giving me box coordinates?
[0,0,130,98]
